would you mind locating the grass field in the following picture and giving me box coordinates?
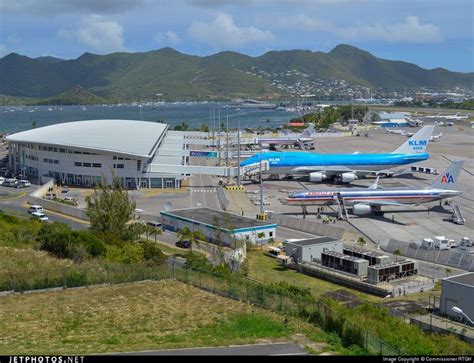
[246,250,381,303]
[0,247,71,276]
[0,280,337,355]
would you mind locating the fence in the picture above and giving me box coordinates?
[0,261,401,355]
[385,239,473,272]
[172,266,401,355]
[268,212,346,239]
[0,263,171,293]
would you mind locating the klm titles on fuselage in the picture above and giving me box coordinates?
[409,139,427,151]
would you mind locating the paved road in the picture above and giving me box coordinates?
[120,343,306,356]
[189,148,220,209]
[0,185,88,230]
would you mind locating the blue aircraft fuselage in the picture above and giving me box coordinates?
[240,151,429,174]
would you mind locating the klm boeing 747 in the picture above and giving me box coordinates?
[240,125,434,183]
[282,161,463,217]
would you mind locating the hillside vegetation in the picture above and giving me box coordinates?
[1,44,472,102]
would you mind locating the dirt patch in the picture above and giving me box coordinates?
[383,300,427,315]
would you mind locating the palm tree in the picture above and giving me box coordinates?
[151,226,162,243]
[393,249,402,262]
[177,227,206,252]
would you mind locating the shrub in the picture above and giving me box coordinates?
[105,243,144,264]
[140,241,167,266]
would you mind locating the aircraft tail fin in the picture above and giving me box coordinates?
[301,124,315,137]
[429,161,464,190]
[392,125,434,154]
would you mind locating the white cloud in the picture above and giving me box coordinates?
[337,16,442,43]
[155,31,182,45]
[188,13,274,49]
[58,15,126,54]
[261,14,330,32]
[0,0,143,15]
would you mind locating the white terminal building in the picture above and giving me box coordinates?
[5,119,207,189]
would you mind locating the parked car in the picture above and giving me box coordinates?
[175,240,191,249]
[16,180,31,188]
[28,205,44,214]
[61,185,69,193]
[31,212,49,222]
[3,178,18,187]
[0,176,4,185]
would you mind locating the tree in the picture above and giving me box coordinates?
[445,268,452,277]
[357,237,366,249]
[85,178,140,242]
[177,227,205,252]
[393,249,402,262]
[174,122,189,131]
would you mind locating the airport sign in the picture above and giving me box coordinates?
[190,151,218,158]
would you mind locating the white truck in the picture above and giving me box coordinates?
[433,236,450,250]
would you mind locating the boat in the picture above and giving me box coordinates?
[230,98,277,110]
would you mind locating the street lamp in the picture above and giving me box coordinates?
[452,306,474,325]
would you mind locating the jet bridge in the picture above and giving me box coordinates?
[146,161,269,177]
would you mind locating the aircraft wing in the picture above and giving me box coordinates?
[291,166,380,177]
[349,199,416,207]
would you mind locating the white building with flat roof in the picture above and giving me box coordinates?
[6,119,188,189]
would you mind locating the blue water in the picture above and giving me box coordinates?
[0,103,307,133]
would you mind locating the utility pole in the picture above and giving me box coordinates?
[218,109,221,165]
[226,115,230,184]
[259,155,264,215]
[237,108,241,187]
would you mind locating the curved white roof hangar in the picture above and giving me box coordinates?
[6,120,168,157]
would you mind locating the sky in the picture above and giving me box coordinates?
[0,0,473,72]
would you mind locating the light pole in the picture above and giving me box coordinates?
[237,108,241,187]
[452,306,474,325]
[259,153,263,215]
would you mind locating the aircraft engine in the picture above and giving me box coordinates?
[352,204,372,215]
[341,172,357,183]
[309,172,327,182]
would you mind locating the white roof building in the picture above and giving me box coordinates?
[6,120,187,189]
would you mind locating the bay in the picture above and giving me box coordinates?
[0,103,307,133]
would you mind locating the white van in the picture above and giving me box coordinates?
[146,220,162,228]
[31,212,49,222]
[28,205,44,214]
[433,236,450,250]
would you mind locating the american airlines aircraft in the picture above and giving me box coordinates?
[240,125,435,183]
[282,161,463,216]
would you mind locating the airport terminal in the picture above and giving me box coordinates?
[5,119,195,189]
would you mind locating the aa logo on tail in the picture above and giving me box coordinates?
[441,172,455,184]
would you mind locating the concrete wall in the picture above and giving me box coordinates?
[440,277,474,321]
[268,212,347,240]
[297,263,390,297]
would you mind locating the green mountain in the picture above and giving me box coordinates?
[0,44,472,103]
